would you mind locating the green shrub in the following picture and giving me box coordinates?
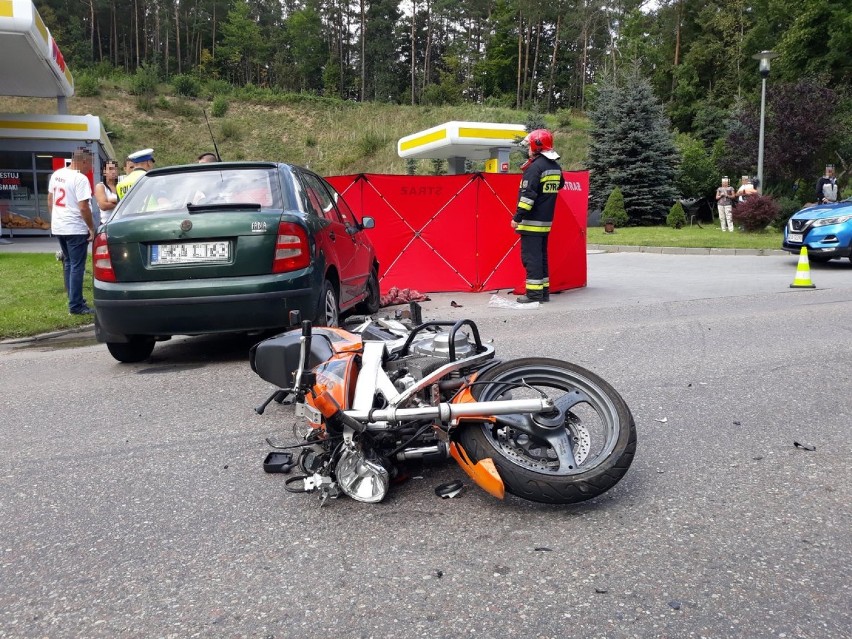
[602,187,629,227]
[75,73,100,97]
[170,99,199,119]
[556,109,574,129]
[219,120,241,141]
[483,94,514,109]
[357,131,387,157]
[172,74,200,97]
[156,96,170,110]
[422,81,461,106]
[732,195,781,232]
[211,95,229,118]
[101,117,122,141]
[666,201,687,229]
[130,65,159,96]
[305,134,317,148]
[405,158,417,175]
[204,79,232,99]
[430,158,445,175]
[675,133,716,199]
[136,96,155,114]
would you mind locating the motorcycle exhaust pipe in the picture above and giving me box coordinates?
[395,443,448,463]
[348,398,554,424]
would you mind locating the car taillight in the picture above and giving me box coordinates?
[93,232,116,282]
[272,222,310,273]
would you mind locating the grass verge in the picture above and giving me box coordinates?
[587,225,784,250]
[0,254,95,339]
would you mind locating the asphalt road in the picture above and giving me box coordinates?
[1,252,851,639]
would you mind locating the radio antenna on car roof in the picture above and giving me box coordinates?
[203,109,222,162]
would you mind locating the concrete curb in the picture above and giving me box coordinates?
[1,323,94,345]
[587,244,787,256]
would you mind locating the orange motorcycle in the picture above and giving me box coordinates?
[250,307,636,505]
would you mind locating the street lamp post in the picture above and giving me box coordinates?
[752,50,779,195]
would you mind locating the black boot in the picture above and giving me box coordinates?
[542,287,550,302]
[516,295,541,304]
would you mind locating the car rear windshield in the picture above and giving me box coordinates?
[113,168,283,219]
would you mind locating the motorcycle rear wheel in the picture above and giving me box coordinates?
[458,357,636,504]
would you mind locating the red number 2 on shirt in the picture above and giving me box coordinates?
[54,187,66,207]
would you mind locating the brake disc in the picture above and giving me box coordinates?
[568,422,591,465]
[499,421,590,470]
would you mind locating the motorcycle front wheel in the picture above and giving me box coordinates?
[458,357,636,504]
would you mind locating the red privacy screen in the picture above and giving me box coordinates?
[326,172,588,295]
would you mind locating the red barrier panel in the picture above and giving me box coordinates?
[326,172,588,295]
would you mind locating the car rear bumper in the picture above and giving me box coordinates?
[94,273,317,340]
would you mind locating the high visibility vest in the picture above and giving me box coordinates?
[116,169,146,201]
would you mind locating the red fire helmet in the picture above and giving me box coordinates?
[523,129,555,154]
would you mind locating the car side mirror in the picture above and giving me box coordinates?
[360,216,375,230]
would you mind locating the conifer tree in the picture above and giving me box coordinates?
[587,81,620,212]
[587,68,680,225]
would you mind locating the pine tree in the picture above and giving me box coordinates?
[587,69,680,225]
[587,81,620,212]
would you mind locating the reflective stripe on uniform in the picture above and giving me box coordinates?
[517,200,533,211]
[525,281,546,290]
[516,219,551,233]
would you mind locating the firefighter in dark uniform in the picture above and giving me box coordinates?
[512,129,564,303]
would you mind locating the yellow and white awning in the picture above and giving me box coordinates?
[0,113,115,158]
[0,0,74,97]
[398,121,527,160]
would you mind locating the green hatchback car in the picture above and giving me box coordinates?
[93,162,379,363]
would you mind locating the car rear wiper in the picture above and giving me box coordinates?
[186,202,263,213]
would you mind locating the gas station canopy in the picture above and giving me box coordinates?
[398,121,526,161]
[0,113,115,158]
[0,0,74,98]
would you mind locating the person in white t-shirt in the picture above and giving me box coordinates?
[94,159,120,224]
[48,148,96,315]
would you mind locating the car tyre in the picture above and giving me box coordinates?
[355,268,381,315]
[315,279,339,327]
[107,338,156,363]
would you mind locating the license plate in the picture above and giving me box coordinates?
[151,241,230,265]
[787,233,803,243]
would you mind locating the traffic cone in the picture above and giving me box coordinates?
[790,247,816,289]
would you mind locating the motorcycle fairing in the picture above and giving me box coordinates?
[306,353,359,421]
[449,441,505,500]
